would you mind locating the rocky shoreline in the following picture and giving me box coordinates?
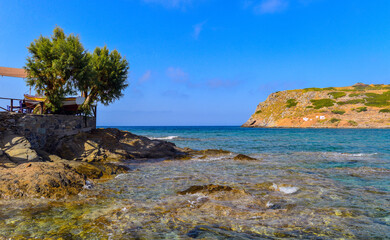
[0,127,255,199]
[0,128,185,199]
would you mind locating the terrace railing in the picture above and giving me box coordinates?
[0,97,33,113]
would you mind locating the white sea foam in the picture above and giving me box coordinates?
[271,183,299,194]
[150,136,179,140]
[279,186,299,194]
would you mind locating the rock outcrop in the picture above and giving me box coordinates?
[243,83,390,128]
[0,127,185,199]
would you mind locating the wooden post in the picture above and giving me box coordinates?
[40,102,43,114]
[10,99,13,112]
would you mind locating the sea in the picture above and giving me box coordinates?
[1,126,389,239]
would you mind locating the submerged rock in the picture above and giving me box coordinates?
[178,184,233,195]
[233,154,257,161]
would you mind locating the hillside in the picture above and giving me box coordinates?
[242,83,390,128]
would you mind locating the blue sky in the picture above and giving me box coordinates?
[1,0,389,126]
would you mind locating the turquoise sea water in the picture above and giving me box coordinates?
[1,126,389,239]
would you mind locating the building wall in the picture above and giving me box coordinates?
[0,112,96,148]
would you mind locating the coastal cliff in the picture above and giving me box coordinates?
[243,83,390,128]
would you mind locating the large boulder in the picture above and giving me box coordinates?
[48,128,183,162]
[0,132,40,163]
[0,162,86,199]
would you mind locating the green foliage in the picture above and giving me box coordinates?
[25,27,90,113]
[328,92,346,99]
[25,27,129,114]
[331,110,345,115]
[303,87,335,92]
[255,110,262,114]
[310,99,335,109]
[348,120,358,126]
[337,99,365,105]
[379,109,390,113]
[323,87,336,90]
[354,84,390,91]
[363,91,390,107]
[355,107,367,112]
[286,99,298,108]
[306,106,313,109]
[78,46,129,112]
[349,93,364,97]
[330,118,341,123]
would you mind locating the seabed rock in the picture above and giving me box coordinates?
[233,154,257,161]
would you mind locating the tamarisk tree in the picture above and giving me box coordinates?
[25,27,129,114]
[78,46,128,113]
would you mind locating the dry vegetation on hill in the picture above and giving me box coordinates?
[242,83,390,128]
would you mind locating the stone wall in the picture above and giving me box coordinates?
[0,112,96,148]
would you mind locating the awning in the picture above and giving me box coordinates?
[0,67,27,78]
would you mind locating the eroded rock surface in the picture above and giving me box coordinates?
[0,162,85,199]
[0,128,185,199]
[48,128,182,161]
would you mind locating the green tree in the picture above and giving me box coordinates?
[25,27,90,113]
[78,46,129,113]
[25,27,129,114]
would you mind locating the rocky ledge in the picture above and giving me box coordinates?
[0,128,184,199]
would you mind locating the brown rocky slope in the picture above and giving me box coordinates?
[243,83,390,128]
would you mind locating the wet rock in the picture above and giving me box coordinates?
[233,154,257,161]
[187,225,271,239]
[0,162,85,199]
[196,149,231,156]
[178,184,233,195]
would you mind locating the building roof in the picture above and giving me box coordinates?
[0,67,27,78]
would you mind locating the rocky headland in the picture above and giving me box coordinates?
[243,83,390,128]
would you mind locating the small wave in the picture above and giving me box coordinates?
[327,152,378,157]
[150,136,179,140]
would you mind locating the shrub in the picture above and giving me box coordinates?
[349,93,364,97]
[348,120,358,126]
[255,110,262,114]
[379,109,390,113]
[303,87,323,92]
[337,99,365,105]
[355,107,367,112]
[310,99,335,109]
[286,99,298,108]
[306,106,313,109]
[332,110,346,115]
[364,91,390,107]
[328,92,347,99]
[323,87,336,90]
[330,118,341,123]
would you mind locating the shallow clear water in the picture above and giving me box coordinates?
[1,127,389,239]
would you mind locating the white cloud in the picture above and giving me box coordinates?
[254,0,289,14]
[166,67,188,83]
[139,70,151,83]
[193,21,207,40]
[142,0,193,9]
